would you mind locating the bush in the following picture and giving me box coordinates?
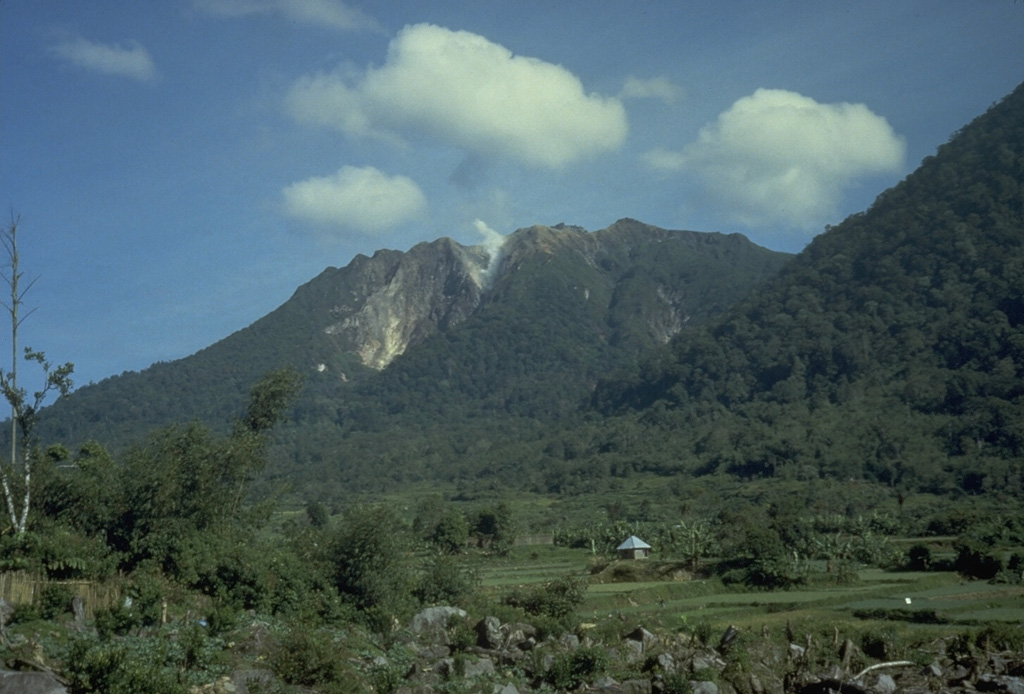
[270,625,347,688]
[974,623,1024,652]
[414,554,477,606]
[907,543,932,571]
[65,637,187,694]
[954,539,1003,579]
[94,604,139,639]
[547,645,609,690]
[40,582,75,620]
[502,574,587,634]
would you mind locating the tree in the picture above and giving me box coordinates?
[329,504,414,631]
[0,217,73,536]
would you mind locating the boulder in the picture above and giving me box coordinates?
[625,626,658,652]
[691,681,719,694]
[872,674,897,694]
[476,616,503,649]
[409,606,467,642]
[0,671,67,694]
[977,674,1024,694]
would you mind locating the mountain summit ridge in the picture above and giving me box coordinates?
[35,219,791,452]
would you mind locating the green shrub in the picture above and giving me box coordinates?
[953,539,1003,579]
[447,617,477,652]
[859,627,907,660]
[40,582,75,620]
[502,573,587,633]
[65,637,187,694]
[547,645,609,690]
[907,543,932,571]
[270,625,347,687]
[414,554,478,606]
[975,623,1024,652]
[662,671,694,694]
[94,604,139,639]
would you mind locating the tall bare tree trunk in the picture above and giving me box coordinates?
[0,218,72,536]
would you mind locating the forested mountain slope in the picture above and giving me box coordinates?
[33,220,790,469]
[579,80,1024,496]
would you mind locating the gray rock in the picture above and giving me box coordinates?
[691,652,726,673]
[560,633,580,650]
[0,671,67,694]
[476,615,503,649]
[622,638,644,662]
[625,626,658,651]
[691,681,719,694]
[409,606,467,640]
[502,621,536,649]
[921,662,943,678]
[656,652,676,673]
[978,674,1024,694]
[462,656,496,679]
[493,684,520,694]
[590,676,654,693]
[872,673,897,694]
[414,642,450,660]
[71,596,86,629]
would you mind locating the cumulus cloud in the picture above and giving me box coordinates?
[51,37,156,82]
[285,23,628,168]
[194,0,379,31]
[646,88,906,228]
[620,75,682,104]
[282,165,426,234]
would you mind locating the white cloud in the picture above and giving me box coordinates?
[286,23,628,168]
[51,37,156,82]
[194,0,379,31]
[282,166,426,234]
[647,88,906,228]
[620,75,682,104]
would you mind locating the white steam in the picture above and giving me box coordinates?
[473,219,506,285]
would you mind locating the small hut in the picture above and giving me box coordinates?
[616,535,651,560]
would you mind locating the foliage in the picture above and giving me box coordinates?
[502,573,587,634]
[269,624,349,689]
[414,553,478,606]
[547,645,609,690]
[431,508,470,554]
[329,505,415,622]
[65,636,189,694]
[471,502,518,555]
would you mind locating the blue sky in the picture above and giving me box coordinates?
[1,1,1022,389]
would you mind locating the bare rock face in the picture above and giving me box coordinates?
[313,220,782,371]
[0,671,67,694]
[322,238,493,369]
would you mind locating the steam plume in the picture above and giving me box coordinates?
[473,219,506,285]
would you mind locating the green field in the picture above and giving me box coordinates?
[474,546,1024,641]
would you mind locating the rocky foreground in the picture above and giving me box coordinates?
[2,605,1022,694]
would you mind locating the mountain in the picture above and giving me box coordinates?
[580,81,1024,496]
[35,220,791,471]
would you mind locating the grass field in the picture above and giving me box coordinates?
[473,545,1024,643]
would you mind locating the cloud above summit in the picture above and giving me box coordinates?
[285,23,628,168]
[51,37,156,82]
[193,0,380,32]
[646,88,906,229]
[282,165,426,235]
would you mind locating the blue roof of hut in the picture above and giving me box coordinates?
[616,535,651,550]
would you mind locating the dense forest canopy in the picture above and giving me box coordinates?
[579,81,1024,496]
